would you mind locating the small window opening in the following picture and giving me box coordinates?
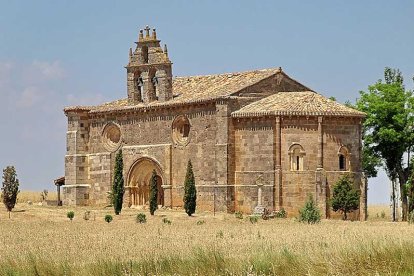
[152,76,159,100]
[339,154,346,170]
[142,46,148,63]
[289,144,305,171]
[136,77,144,100]
[296,156,300,171]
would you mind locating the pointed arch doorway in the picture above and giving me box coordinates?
[127,157,164,207]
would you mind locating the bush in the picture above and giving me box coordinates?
[331,175,359,220]
[275,208,287,218]
[104,214,113,223]
[249,215,259,224]
[67,211,75,221]
[298,195,321,224]
[235,211,243,219]
[196,220,205,225]
[136,213,146,224]
[162,217,171,225]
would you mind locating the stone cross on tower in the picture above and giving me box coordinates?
[144,25,151,37]
[125,26,173,104]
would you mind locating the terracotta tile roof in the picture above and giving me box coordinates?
[232,91,365,117]
[64,68,282,114]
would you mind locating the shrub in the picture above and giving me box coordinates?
[136,213,146,224]
[331,175,360,220]
[249,215,259,224]
[196,220,205,225]
[275,208,287,218]
[112,150,124,215]
[67,211,75,221]
[104,214,113,223]
[2,166,20,219]
[162,217,171,225]
[298,195,321,224]
[235,211,243,219]
[149,170,158,216]
[381,211,386,219]
[183,160,196,216]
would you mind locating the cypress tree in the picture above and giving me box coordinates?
[183,160,196,216]
[2,166,20,219]
[112,149,124,215]
[149,170,158,216]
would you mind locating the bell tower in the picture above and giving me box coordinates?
[126,26,173,104]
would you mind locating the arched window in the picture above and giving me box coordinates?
[338,146,349,171]
[142,46,148,64]
[136,77,144,101]
[288,143,306,171]
[152,76,159,100]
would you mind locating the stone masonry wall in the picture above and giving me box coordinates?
[233,117,275,213]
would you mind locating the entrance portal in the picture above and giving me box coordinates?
[127,158,164,207]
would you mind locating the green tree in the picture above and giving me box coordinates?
[183,160,196,216]
[331,175,360,220]
[356,67,414,220]
[112,149,124,215]
[1,166,20,219]
[149,170,158,216]
[298,194,321,224]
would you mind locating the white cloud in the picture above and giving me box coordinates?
[16,86,41,108]
[31,60,65,80]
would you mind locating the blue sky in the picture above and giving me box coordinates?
[0,1,413,204]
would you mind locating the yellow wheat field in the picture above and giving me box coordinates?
[0,202,412,275]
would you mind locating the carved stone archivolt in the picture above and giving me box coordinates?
[102,122,122,152]
[172,115,191,147]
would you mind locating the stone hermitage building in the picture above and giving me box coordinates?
[63,26,367,219]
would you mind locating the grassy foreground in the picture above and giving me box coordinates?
[0,204,412,275]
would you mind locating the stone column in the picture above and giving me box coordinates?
[317,116,323,168]
[215,101,230,212]
[315,116,327,218]
[57,185,61,206]
[254,181,265,215]
[274,116,282,210]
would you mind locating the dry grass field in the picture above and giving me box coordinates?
[0,201,413,275]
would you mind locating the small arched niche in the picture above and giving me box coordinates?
[288,143,306,171]
[172,115,191,147]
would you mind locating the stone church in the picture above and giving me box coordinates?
[63,26,366,219]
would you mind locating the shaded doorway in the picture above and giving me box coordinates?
[127,158,164,207]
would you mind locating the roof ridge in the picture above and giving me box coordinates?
[173,67,280,79]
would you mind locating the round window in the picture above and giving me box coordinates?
[172,115,191,146]
[102,123,122,151]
